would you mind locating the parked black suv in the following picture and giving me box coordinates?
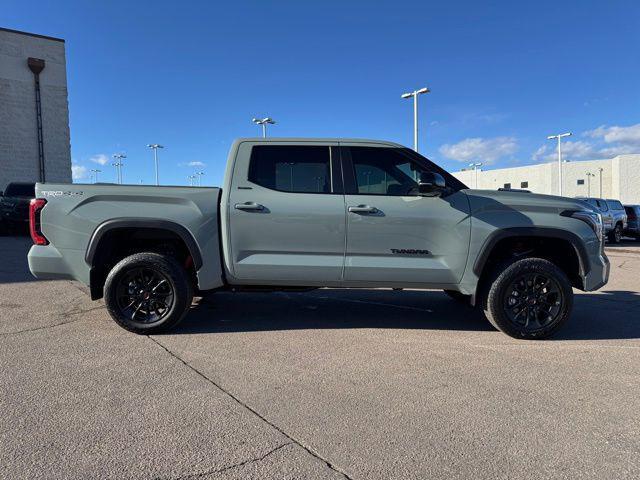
[0,182,35,234]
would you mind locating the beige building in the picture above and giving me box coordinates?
[452,155,640,204]
[0,27,71,191]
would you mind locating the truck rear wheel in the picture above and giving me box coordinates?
[482,257,573,339]
[608,224,622,244]
[104,253,193,334]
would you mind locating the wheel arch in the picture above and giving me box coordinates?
[473,227,590,291]
[85,218,203,300]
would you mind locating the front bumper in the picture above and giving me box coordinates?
[581,238,610,291]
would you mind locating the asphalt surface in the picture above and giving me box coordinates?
[1,235,639,479]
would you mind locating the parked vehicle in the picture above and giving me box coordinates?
[0,182,35,234]
[576,197,627,243]
[624,205,640,240]
[28,138,609,339]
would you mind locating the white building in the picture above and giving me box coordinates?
[452,154,640,204]
[0,27,71,191]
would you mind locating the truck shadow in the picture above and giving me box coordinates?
[173,288,640,341]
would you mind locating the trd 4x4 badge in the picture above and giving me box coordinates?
[390,249,431,255]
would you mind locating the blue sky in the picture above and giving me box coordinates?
[4,0,640,186]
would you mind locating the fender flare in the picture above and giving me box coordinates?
[473,227,591,278]
[85,218,203,270]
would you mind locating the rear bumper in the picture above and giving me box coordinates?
[28,244,90,285]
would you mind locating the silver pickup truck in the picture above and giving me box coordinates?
[28,138,610,339]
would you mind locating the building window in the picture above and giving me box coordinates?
[504,183,511,189]
[520,181,528,188]
[577,179,585,185]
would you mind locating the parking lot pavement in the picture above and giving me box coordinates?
[1,236,639,479]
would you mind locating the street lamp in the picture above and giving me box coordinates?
[147,144,164,185]
[598,167,604,197]
[547,132,572,196]
[112,154,126,184]
[586,172,596,197]
[469,162,483,189]
[401,87,430,152]
[188,174,196,186]
[195,171,204,186]
[252,117,276,138]
[90,169,102,183]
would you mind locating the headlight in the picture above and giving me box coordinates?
[562,210,603,239]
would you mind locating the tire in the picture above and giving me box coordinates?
[608,224,622,244]
[443,290,471,304]
[104,252,193,334]
[481,257,573,340]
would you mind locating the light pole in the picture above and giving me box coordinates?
[112,154,126,184]
[401,87,430,152]
[188,174,196,186]
[547,132,572,196]
[147,144,164,185]
[252,117,276,137]
[598,167,604,197]
[90,169,101,183]
[195,171,204,186]
[469,162,483,189]
[586,172,596,197]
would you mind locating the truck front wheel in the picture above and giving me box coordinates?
[482,258,573,339]
[104,253,193,334]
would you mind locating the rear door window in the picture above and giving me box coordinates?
[248,146,333,193]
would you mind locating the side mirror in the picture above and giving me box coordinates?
[418,172,446,197]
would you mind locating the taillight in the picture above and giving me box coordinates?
[29,198,49,245]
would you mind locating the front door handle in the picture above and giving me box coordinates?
[235,202,264,211]
[348,205,378,214]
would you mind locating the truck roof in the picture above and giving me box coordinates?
[233,137,405,148]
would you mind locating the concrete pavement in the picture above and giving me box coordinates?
[1,236,639,479]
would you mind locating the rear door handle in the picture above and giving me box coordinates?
[235,202,264,211]
[348,205,378,214]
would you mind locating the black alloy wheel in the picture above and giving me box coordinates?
[503,272,562,333]
[116,267,175,324]
[104,252,193,334]
[482,257,573,339]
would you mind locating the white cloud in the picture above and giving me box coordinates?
[532,140,595,162]
[179,161,206,168]
[71,164,88,180]
[439,137,518,164]
[530,123,640,162]
[598,144,638,157]
[585,123,640,145]
[90,154,109,165]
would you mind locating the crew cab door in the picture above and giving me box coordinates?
[225,141,345,284]
[340,144,471,285]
